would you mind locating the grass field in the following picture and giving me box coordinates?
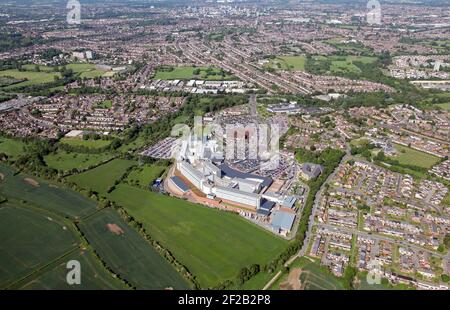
[108,184,288,288]
[44,151,114,172]
[126,164,167,187]
[435,103,450,111]
[18,249,126,290]
[60,137,112,149]
[278,56,306,70]
[154,66,235,80]
[391,143,441,169]
[0,137,27,159]
[67,159,136,195]
[78,208,189,289]
[66,63,109,79]
[270,257,345,290]
[307,55,376,76]
[0,164,98,218]
[0,69,60,89]
[0,204,79,288]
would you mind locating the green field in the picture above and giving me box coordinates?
[126,164,167,187]
[435,103,450,111]
[18,250,126,290]
[0,137,27,159]
[108,184,288,288]
[306,55,376,76]
[0,164,97,218]
[60,137,112,149]
[0,69,60,89]
[78,208,189,289]
[44,151,114,172]
[270,257,345,290]
[391,143,441,169]
[265,56,306,71]
[66,63,110,79]
[0,204,79,288]
[154,66,235,80]
[67,159,136,195]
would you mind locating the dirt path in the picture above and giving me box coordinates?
[0,173,4,182]
[280,268,303,290]
[24,178,39,187]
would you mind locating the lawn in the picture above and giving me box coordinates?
[108,184,288,288]
[44,151,114,172]
[0,204,79,289]
[78,208,189,289]
[0,137,27,159]
[278,56,306,70]
[391,143,441,169]
[126,164,167,187]
[18,249,126,290]
[60,137,112,149]
[66,159,136,195]
[270,257,346,290]
[154,66,235,80]
[435,103,450,111]
[0,69,60,89]
[66,63,108,79]
[0,164,98,218]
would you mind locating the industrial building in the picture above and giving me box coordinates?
[214,185,261,208]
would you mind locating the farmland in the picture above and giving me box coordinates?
[67,159,136,195]
[126,164,167,187]
[0,164,97,218]
[108,184,288,288]
[44,151,114,172]
[0,137,27,159]
[269,257,346,290]
[78,208,189,289]
[60,137,112,149]
[391,143,441,169]
[0,203,79,289]
[17,250,126,290]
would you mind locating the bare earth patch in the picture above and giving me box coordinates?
[24,178,39,187]
[0,173,4,182]
[107,223,125,235]
[280,268,303,290]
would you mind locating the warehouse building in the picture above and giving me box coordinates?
[214,185,261,208]
[177,161,206,191]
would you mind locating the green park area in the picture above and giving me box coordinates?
[305,55,376,76]
[391,143,441,169]
[126,164,167,187]
[60,137,112,149]
[266,56,306,71]
[44,151,114,173]
[0,137,27,159]
[435,103,450,111]
[0,69,60,89]
[154,66,235,80]
[66,159,136,195]
[108,184,288,288]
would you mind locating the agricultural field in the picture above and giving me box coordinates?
[78,208,189,289]
[108,184,288,288]
[154,66,235,80]
[66,159,136,195]
[126,164,167,187]
[0,69,60,89]
[0,203,79,289]
[391,143,441,169]
[60,137,112,149]
[0,164,98,218]
[44,151,114,172]
[17,249,126,290]
[0,137,27,159]
[270,257,346,290]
